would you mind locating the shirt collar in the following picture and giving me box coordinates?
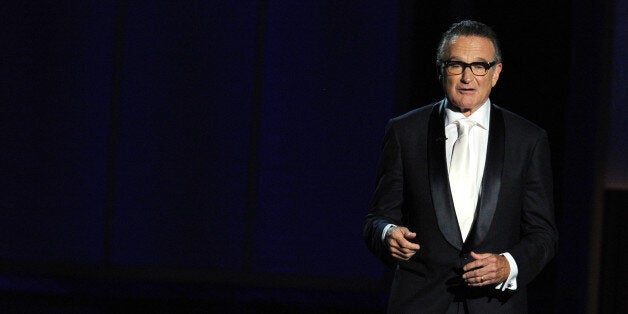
[444,98,491,130]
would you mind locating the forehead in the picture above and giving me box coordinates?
[445,35,495,60]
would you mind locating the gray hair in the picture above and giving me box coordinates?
[436,20,502,66]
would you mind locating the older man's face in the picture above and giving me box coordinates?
[442,35,502,116]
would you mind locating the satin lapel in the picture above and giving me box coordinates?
[428,100,463,250]
[467,104,504,248]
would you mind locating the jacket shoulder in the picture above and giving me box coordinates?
[389,102,440,128]
[496,105,547,137]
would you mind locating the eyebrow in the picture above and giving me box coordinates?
[446,57,492,63]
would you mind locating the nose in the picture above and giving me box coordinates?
[460,67,474,83]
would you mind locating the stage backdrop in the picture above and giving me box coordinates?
[1,1,396,311]
[1,0,625,313]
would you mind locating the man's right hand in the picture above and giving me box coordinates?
[386,226,420,261]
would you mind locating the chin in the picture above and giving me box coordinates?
[452,103,475,111]
[458,100,482,110]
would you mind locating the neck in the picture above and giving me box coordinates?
[460,108,474,117]
[446,99,489,118]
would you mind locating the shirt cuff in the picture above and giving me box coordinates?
[381,224,397,242]
[495,252,518,291]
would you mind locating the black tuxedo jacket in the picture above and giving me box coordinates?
[364,100,558,313]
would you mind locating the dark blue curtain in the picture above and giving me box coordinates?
[110,1,259,270]
[253,2,396,277]
[1,1,396,310]
[2,2,114,264]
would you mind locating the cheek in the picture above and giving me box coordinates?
[446,77,457,90]
[480,79,494,93]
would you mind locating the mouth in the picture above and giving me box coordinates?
[457,88,476,94]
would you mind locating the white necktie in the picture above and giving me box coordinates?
[449,119,478,241]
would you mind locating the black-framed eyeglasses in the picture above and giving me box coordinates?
[442,60,497,76]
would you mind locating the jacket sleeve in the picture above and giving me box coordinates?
[363,120,405,267]
[508,131,559,286]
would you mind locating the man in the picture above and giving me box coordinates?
[364,20,558,313]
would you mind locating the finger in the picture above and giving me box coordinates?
[470,251,486,258]
[388,230,407,245]
[403,231,417,239]
[465,275,479,286]
[391,249,414,260]
[399,247,416,255]
[463,266,490,282]
[470,251,492,260]
[390,241,417,258]
[393,227,410,237]
[463,253,498,271]
[462,268,476,281]
[397,236,421,250]
[391,251,407,259]
[462,259,485,272]
[391,249,416,260]
[401,242,421,251]
[468,274,489,287]
[469,271,495,286]
[480,273,492,284]
[391,245,416,256]
[400,231,419,250]
[390,248,405,260]
[392,241,418,254]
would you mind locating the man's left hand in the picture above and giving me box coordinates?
[462,251,510,287]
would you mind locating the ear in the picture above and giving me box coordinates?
[436,62,446,84]
[491,63,502,87]
[437,73,445,89]
[437,66,445,85]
